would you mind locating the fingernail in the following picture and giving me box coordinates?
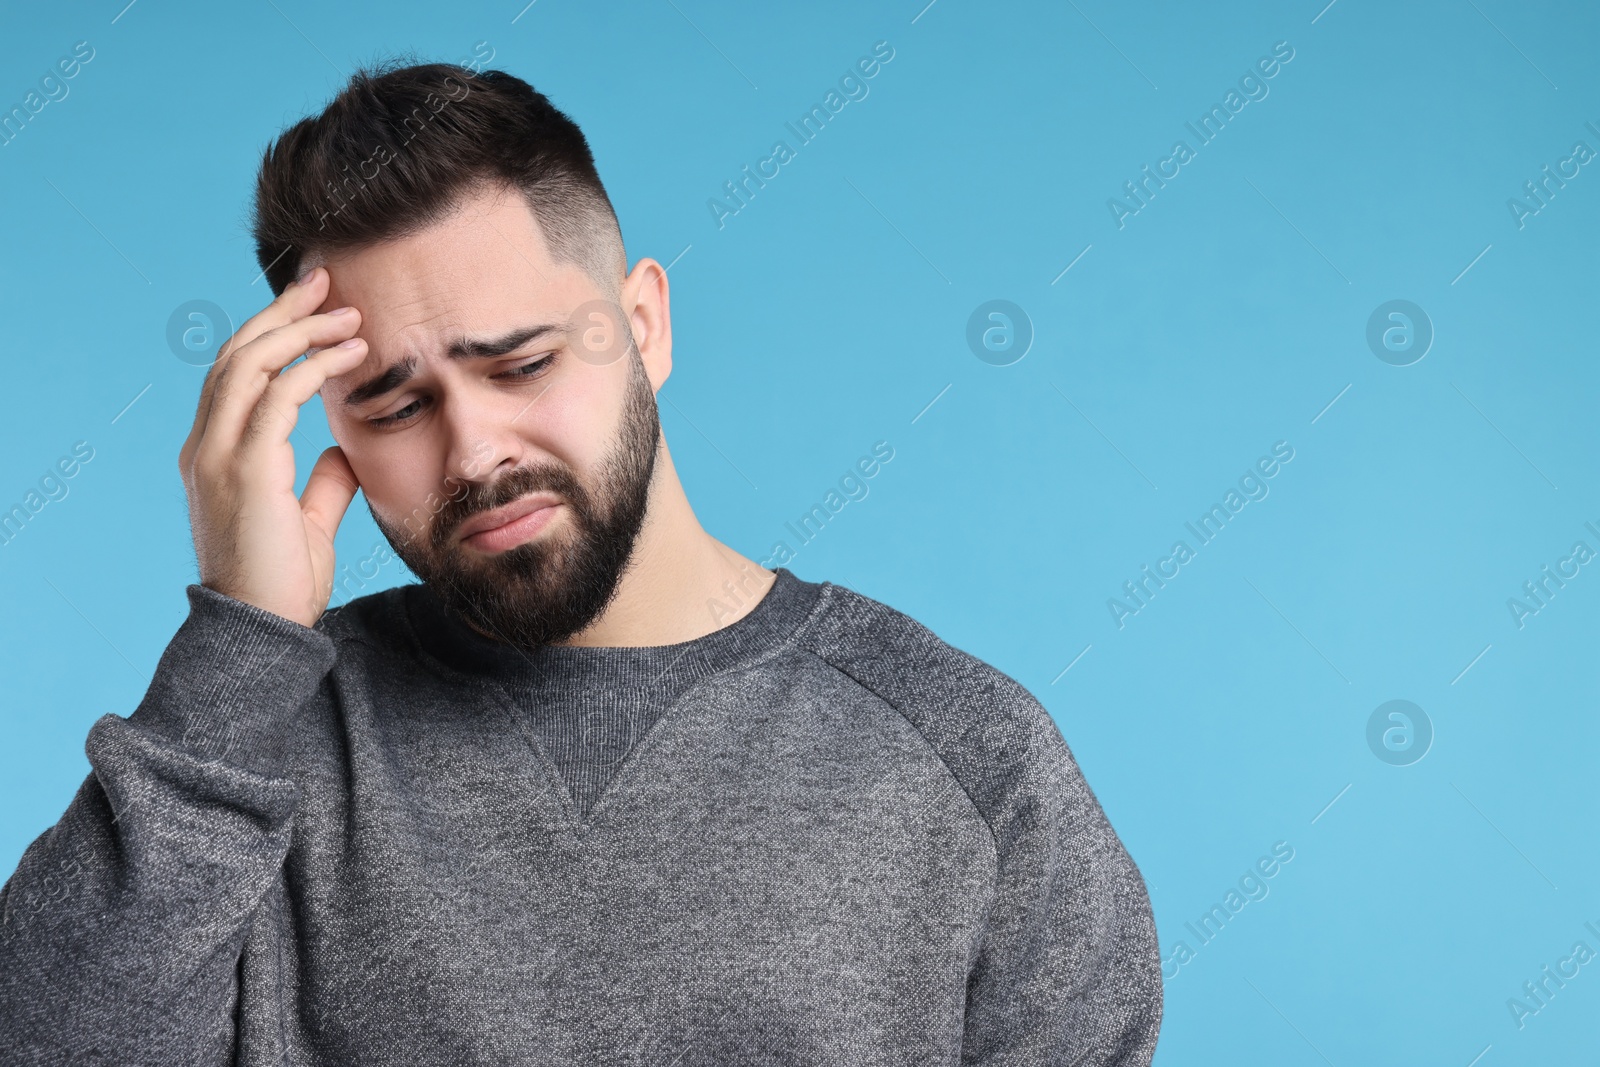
[337,338,363,348]
[329,306,355,316]
[296,265,318,286]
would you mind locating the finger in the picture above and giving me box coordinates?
[300,445,361,548]
[199,267,328,430]
[204,270,337,424]
[234,337,369,455]
[221,265,335,370]
[182,266,330,472]
[205,310,364,456]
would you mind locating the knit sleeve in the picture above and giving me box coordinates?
[0,584,338,1067]
[959,702,1163,1065]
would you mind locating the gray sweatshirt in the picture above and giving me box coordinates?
[0,566,1161,1065]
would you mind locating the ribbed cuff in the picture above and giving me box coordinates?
[124,584,338,781]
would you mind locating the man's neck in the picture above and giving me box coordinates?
[561,528,774,648]
[474,439,775,649]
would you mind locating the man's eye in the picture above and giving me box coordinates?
[366,355,556,429]
[369,400,423,428]
[497,354,556,380]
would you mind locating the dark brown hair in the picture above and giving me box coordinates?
[250,58,624,299]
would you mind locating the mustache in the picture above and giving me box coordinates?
[432,462,585,549]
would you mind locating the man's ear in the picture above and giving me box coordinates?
[623,258,671,392]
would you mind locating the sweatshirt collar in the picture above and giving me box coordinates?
[402,565,826,693]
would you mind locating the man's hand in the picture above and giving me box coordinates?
[177,266,369,629]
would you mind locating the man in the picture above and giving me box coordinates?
[0,61,1161,1065]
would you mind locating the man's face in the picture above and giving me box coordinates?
[315,183,663,650]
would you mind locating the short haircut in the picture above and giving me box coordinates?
[250,57,625,300]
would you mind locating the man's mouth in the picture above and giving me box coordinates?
[456,494,564,552]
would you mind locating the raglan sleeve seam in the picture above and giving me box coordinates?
[957,679,1164,1065]
[798,645,1002,859]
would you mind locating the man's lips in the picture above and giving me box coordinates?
[455,493,563,543]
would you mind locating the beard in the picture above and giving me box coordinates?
[370,351,660,651]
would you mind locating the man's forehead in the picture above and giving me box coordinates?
[386,288,480,339]
[372,275,576,348]
[336,257,509,317]
[320,188,569,309]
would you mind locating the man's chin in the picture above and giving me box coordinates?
[438,549,551,598]
[439,559,612,650]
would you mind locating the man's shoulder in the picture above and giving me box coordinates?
[799,580,1046,718]
[796,579,1074,808]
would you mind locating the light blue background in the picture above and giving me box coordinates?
[3,1,1597,1063]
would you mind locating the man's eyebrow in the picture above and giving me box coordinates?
[340,322,570,410]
